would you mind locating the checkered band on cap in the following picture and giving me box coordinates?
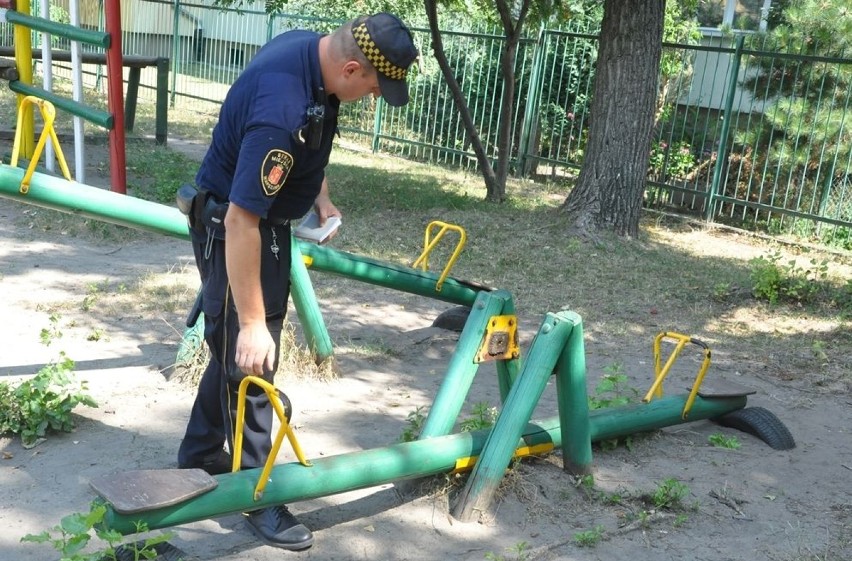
[352,22,408,80]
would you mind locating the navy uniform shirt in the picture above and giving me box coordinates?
[196,31,339,221]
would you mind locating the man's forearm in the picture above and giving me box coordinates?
[224,205,265,327]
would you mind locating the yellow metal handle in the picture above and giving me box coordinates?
[643,331,712,419]
[411,220,467,292]
[11,96,73,193]
[232,376,312,502]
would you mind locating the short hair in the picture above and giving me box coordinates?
[329,18,372,70]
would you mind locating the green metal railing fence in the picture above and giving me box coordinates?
[4,1,850,246]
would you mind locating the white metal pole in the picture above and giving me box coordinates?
[70,0,85,183]
[40,0,54,171]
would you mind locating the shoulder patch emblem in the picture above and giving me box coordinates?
[261,149,294,196]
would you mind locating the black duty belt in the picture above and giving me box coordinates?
[261,216,291,227]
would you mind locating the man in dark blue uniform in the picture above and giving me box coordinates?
[177,13,418,551]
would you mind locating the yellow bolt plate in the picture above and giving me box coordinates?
[475,315,519,363]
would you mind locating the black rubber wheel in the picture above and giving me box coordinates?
[432,306,471,332]
[714,406,796,450]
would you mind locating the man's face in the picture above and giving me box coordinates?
[337,64,381,103]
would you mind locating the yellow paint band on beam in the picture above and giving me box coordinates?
[452,442,555,474]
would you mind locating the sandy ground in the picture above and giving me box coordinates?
[1,146,851,561]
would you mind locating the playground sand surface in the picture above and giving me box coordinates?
[2,141,851,561]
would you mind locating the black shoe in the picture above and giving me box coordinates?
[178,449,232,476]
[245,505,314,551]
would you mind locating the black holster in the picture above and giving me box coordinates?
[176,184,228,237]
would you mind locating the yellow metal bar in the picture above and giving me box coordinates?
[645,332,689,401]
[681,339,712,419]
[411,220,466,292]
[452,442,554,474]
[232,376,312,501]
[13,0,35,159]
[644,332,713,419]
[11,97,73,193]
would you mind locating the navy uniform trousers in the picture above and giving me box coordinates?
[178,223,291,470]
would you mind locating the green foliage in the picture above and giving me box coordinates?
[649,478,690,510]
[736,0,852,237]
[573,524,605,547]
[39,313,63,346]
[125,143,198,204]
[0,353,97,447]
[588,363,637,410]
[459,401,498,432]
[484,541,530,561]
[21,502,173,561]
[648,140,697,181]
[400,405,426,442]
[708,432,741,449]
[587,363,640,451]
[749,250,829,304]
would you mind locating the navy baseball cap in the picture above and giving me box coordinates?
[351,13,418,106]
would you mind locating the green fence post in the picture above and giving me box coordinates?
[372,98,385,153]
[170,0,181,107]
[155,57,170,144]
[705,34,744,222]
[516,26,545,178]
[124,67,141,131]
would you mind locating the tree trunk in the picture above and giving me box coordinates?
[424,0,501,199]
[424,0,531,203]
[560,0,664,239]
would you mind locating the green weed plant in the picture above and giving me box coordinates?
[0,353,97,447]
[749,250,828,304]
[708,432,741,449]
[21,502,173,561]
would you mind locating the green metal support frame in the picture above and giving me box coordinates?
[419,289,515,439]
[0,164,750,533]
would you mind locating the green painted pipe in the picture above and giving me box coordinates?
[289,236,333,363]
[300,243,483,307]
[103,416,564,534]
[0,165,334,365]
[10,81,114,129]
[588,394,747,442]
[102,393,744,534]
[556,314,593,474]
[5,9,111,47]
[0,165,187,238]
[419,290,513,439]
[0,165,481,309]
[495,297,521,402]
[453,311,578,521]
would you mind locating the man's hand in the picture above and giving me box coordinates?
[234,321,276,376]
[314,177,341,242]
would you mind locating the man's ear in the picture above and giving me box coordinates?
[341,60,363,77]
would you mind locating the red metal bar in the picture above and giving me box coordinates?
[104,0,126,193]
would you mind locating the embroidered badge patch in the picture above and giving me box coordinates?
[261,149,294,196]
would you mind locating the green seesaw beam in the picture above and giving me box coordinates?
[103,393,745,534]
[0,164,481,362]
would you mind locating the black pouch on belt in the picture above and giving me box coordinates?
[201,195,228,239]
